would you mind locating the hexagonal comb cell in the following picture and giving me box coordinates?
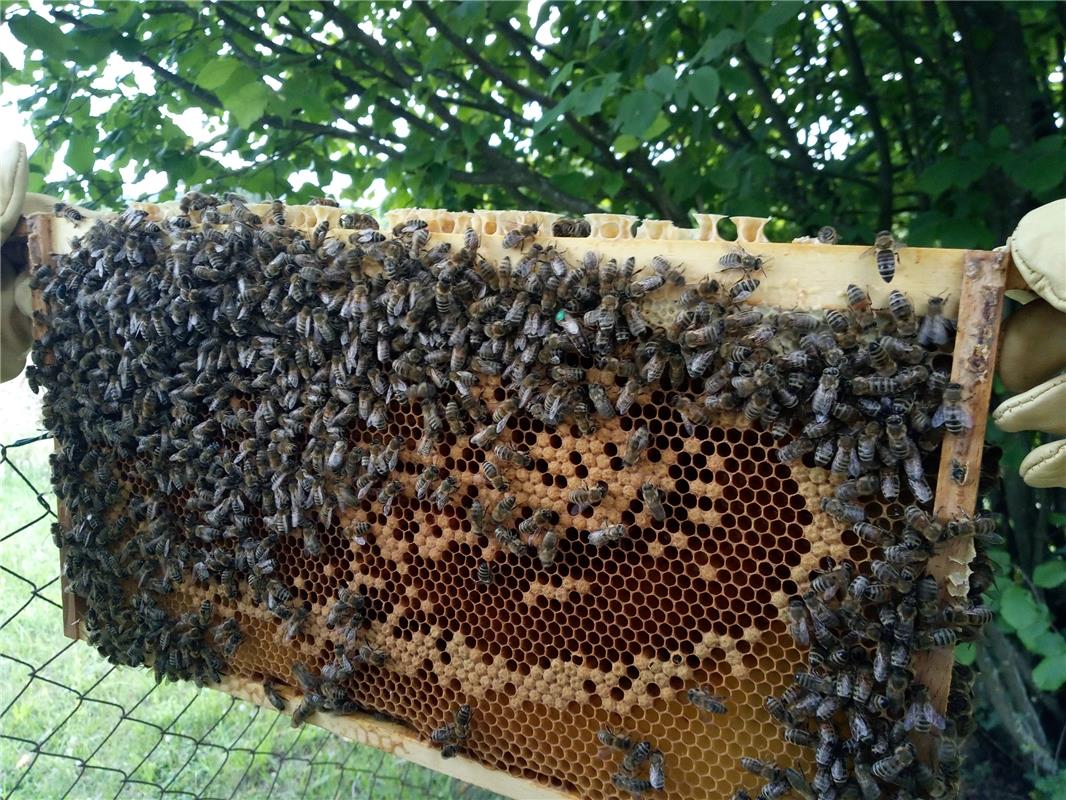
[35,200,978,800]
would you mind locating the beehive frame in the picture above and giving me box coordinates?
[25,205,1013,800]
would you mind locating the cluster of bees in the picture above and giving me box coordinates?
[430,703,474,758]
[598,729,668,795]
[735,506,997,800]
[29,191,985,799]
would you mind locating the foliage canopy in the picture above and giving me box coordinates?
[5,1,1064,247]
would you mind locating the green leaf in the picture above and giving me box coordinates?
[688,66,720,108]
[752,3,798,35]
[65,136,96,175]
[1034,560,1066,589]
[999,584,1040,630]
[988,124,1010,149]
[644,66,675,98]
[196,59,242,91]
[266,1,290,26]
[986,548,1012,575]
[615,90,661,136]
[612,134,641,155]
[224,84,272,129]
[572,73,620,117]
[954,643,976,666]
[693,28,742,63]
[745,32,773,67]
[8,13,72,58]
[644,113,670,141]
[1011,147,1066,194]
[70,29,114,64]
[1032,653,1066,692]
[546,63,574,95]
[600,172,622,198]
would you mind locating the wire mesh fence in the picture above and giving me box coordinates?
[0,378,501,800]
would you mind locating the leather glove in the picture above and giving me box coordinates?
[992,198,1066,488]
[0,139,79,383]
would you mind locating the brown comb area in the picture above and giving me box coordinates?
[138,389,888,799]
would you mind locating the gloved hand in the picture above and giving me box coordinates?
[992,198,1066,489]
[0,139,79,383]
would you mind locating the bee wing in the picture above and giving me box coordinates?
[925,702,946,731]
[955,406,974,429]
[903,701,922,731]
[931,405,946,429]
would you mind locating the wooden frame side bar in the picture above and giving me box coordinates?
[912,248,1010,757]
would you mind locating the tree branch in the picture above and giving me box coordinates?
[855,1,951,83]
[833,2,895,229]
[736,50,816,172]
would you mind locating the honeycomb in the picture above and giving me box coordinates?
[32,202,978,800]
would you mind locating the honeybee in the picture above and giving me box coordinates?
[786,597,810,646]
[537,530,559,568]
[648,750,666,791]
[493,444,534,468]
[357,641,387,667]
[680,276,720,306]
[54,202,85,222]
[866,338,898,377]
[776,438,814,463]
[640,482,666,522]
[872,742,916,782]
[809,367,840,422]
[415,465,440,500]
[867,230,905,283]
[628,273,666,298]
[291,694,321,727]
[687,686,727,715]
[476,560,493,586]
[612,774,653,797]
[918,294,952,347]
[729,277,761,303]
[469,499,486,536]
[816,226,838,245]
[281,607,309,643]
[916,628,957,650]
[844,283,877,330]
[904,505,943,542]
[719,246,768,275]
[887,289,918,335]
[597,727,634,752]
[552,217,591,237]
[263,679,287,711]
[812,561,855,600]
[454,703,472,739]
[618,739,652,775]
[470,422,501,449]
[623,426,650,466]
[740,757,785,781]
[431,477,458,510]
[430,723,456,744]
[821,498,866,524]
[502,223,539,250]
[932,383,971,434]
[440,743,461,759]
[682,322,724,349]
[481,461,509,491]
[491,494,517,523]
[834,475,877,502]
[783,727,817,748]
[569,480,608,513]
[588,524,626,547]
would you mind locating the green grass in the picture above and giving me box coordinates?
[0,376,500,800]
